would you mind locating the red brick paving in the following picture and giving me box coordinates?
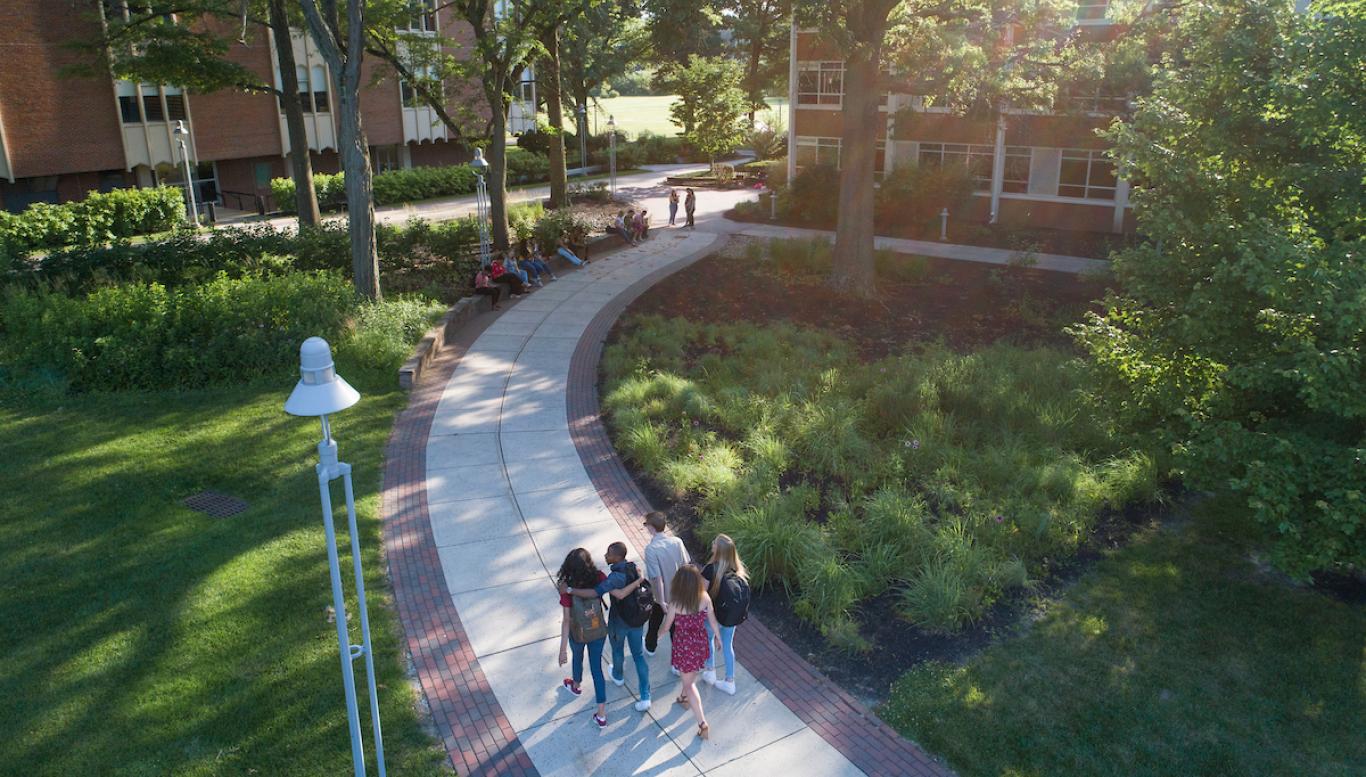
[381,307,537,777]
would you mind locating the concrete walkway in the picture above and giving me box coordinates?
[422,233,870,776]
[731,222,1109,275]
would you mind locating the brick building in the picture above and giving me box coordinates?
[0,0,518,214]
[785,2,1137,235]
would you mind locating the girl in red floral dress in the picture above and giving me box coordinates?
[659,565,723,740]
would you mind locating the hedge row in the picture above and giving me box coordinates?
[0,187,185,259]
[0,271,357,392]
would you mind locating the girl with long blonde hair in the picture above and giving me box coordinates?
[701,534,750,695]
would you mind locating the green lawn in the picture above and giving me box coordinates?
[880,499,1366,777]
[0,375,449,775]
[553,95,788,139]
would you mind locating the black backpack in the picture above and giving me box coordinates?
[713,572,751,627]
[612,562,655,628]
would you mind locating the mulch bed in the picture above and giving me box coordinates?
[598,237,1154,705]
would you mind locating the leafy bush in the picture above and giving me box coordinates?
[603,317,1162,640]
[0,271,357,392]
[0,187,185,257]
[874,164,976,231]
[781,164,841,225]
[505,149,551,184]
[273,166,476,213]
[533,208,600,250]
[336,295,448,379]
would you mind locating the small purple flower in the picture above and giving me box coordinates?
[994,514,1005,524]
[903,438,921,450]
[692,419,700,427]
[879,367,887,373]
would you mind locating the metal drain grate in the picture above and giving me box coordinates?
[183,490,249,518]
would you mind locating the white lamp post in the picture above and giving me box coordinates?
[576,104,588,178]
[285,337,387,777]
[470,148,492,267]
[607,115,617,197]
[173,120,199,228]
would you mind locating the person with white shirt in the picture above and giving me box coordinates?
[642,510,690,655]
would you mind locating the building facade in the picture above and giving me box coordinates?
[786,3,1136,234]
[0,0,524,214]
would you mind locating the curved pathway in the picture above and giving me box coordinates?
[383,197,956,776]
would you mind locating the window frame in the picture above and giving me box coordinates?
[794,136,842,171]
[797,62,844,108]
[916,142,996,192]
[1058,148,1117,200]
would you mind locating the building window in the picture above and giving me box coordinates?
[164,86,187,122]
[795,136,841,170]
[918,142,995,191]
[160,160,220,205]
[1059,149,1116,199]
[797,62,843,106]
[916,95,954,113]
[141,83,164,122]
[1076,0,1108,22]
[400,79,417,108]
[402,0,437,33]
[117,81,141,123]
[296,66,314,112]
[311,65,329,112]
[518,78,535,105]
[1060,88,1128,115]
[1002,146,1030,193]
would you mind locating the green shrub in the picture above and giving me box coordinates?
[336,295,447,379]
[709,489,824,589]
[0,271,357,392]
[900,558,982,634]
[873,164,976,232]
[273,165,477,213]
[781,164,840,225]
[767,237,831,277]
[0,187,184,257]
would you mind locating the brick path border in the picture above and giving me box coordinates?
[381,308,538,777]
[565,235,956,777]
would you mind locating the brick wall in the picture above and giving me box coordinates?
[0,0,125,177]
[192,19,284,161]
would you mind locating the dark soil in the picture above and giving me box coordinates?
[727,203,1137,260]
[626,237,1109,359]
[598,237,1154,704]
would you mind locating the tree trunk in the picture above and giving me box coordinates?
[829,45,879,298]
[746,35,764,125]
[337,75,381,300]
[487,96,512,251]
[539,27,569,209]
[268,0,320,228]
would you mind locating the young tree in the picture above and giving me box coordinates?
[1073,0,1366,576]
[299,0,382,299]
[669,56,749,172]
[88,0,323,227]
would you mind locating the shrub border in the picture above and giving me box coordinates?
[564,238,956,777]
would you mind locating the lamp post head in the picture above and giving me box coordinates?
[285,337,360,417]
[577,104,586,116]
[173,120,188,138]
[607,115,615,130]
[470,146,489,171]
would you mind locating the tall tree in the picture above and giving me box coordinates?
[88,0,322,227]
[561,3,651,122]
[527,0,609,209]
[1074,0,1366,576]
[299,0,382,300]
[644,0,723,68]
[724,0,790,122]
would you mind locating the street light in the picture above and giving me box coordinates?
[607,115,616,197]
[576,104,588,178]
[284,337,387,777]
[173,120,199,228]
[470,147,492,267]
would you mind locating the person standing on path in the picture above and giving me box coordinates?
[668,189,679,226]
[701,534,751,696]
[684,188,696,228]
[556,548,609,727]
[659,565,723,741]
[642,511,690,655]
[563,542,653,712]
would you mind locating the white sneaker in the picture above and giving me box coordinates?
[644,647,656,657]
[670,666,681,677]
[702,669,717,686]
[611,673,625,687]
[715,680,736,695]
[634,698,652,712]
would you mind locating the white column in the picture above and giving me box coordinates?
[989,109,1006,224]
[786,19,798,185]
[1112,178,1131,233]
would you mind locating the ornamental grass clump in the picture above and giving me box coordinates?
[602,317,1163,646]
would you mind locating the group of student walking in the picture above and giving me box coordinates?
[556,511,750,741]
[472,236,588,310]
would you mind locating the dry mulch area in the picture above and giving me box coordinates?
[601,237,1136,704]
[627,236,1109,359]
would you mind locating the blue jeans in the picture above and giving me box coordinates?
[527,258,553,277]
[557,247,584,266]
[607,619,650,701]
[703,623,737,681]
[569,636,607,704]
[669,203,678,225]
